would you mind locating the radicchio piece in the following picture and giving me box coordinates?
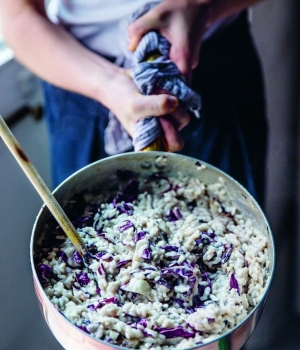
[221,244,234,264]
[183,261,196,269]
[155,326,195,339]
[87,296,118,311]
[173,298,194,314]
[73,215,93,228]
[94,251,107,260]
[192,282,209,308]
[75,272,90,286]
[73,250,83,265]
[141,248,152,260]
[133,230,148,242]
[183,276,197,297]
[38,264,52,283]
[113,202,134,216]
[97,232,114,244]
[202,272,212,290]
[162,245,179,252]
[77,325,90,334]
[113,180,140,204]
[101,254,113,262]
[98,263,106,276]
[154,278,171,289]
[116,260,131,269]
[118,220,135,233]
[161,266,193,279]
[60,251,68,263]
[192,292,206,309]
[137,318,148,328]
[229,273,240,295]
[167,208,182,222]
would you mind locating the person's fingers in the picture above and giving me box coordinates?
[169,107,190,131]
[131,93,178,120]
[159,116,184,152]
[128,9,162,51]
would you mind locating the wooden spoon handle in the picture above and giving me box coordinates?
[0,115,87,256]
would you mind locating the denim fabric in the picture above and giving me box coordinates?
[42,84,114,188]
[42,11,267,207]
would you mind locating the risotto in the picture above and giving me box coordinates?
[37,168,270,349]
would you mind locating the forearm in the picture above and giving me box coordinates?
[0,0,119,104]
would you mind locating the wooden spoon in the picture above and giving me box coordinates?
[0,114,88,257]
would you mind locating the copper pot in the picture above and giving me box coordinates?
[31,152,275,350]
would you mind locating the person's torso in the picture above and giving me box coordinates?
[47,0,240,57]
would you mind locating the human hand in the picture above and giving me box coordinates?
[102,67,189,152]
[128,0,211,80]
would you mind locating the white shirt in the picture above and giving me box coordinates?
[47,0,240,57]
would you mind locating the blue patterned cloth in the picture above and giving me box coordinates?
[104,3,201,154]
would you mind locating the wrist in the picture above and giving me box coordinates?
[88,57,122,107]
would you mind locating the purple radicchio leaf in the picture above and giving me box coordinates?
[183,261,196,269]
[183,276,197,297]
[118,220,135,233]
[38,264,52,283]
[87,296,118,311]
[161,266,193,279]
[221,244,234,264]
[113,180,140,204]
[141,248,152,260]
[97,263,106,276]
[167,207,182,221]
[73,215,93,229]
[154,278,171,289]
[77,325,90,334]
[113,201,134,216]
[94,251,107,260]
[162,245,179,252]
[229,273,240,295]
[195,232,215,246]
[133,230,148,242]
[75,272,90,286]
[116,260,131,269]
[73,250,83,265]
[155,326,195,339]
[137,318,148,328]
[60,251,68,263]
[97,232,115,244]
[173,298,194,314]
[192,293,205,309]
[100,254,113,262]
[202,271,212,290]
